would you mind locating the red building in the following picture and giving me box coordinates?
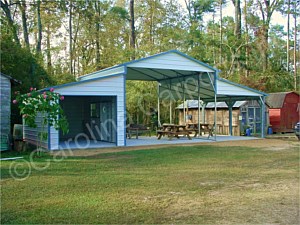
[266,92,300,133]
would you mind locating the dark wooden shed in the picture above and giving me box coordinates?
[0,73,21,150]
[266,92,300,133]
[177,100,269,136]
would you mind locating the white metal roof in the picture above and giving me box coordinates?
[79,50,216,82]
[48,50,267,101]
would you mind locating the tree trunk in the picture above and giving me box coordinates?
[212,10,216,64]
[232,0,241,38]
[293,1,297,90]
[0,0,20,46]
[287,0,290,72]
[18,0,30,49]
[95,1,101,70]
[257,0,281,72]
[46,24,52,74]
[69,0,73,75]
[129,0,136,60]
[219,0,223,65]
[36,0,42,53]
[261,26,269,72]
[244,0,250,77]
[184,0,192,23]
[232,0,242,73]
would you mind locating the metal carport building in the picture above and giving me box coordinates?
[23,50,268,150]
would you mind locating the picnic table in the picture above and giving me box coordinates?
[186,123,214,138]
[157,124,192,140]
[126,124,151,139]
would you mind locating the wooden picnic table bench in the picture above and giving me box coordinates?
[186,123,214,138]
[157,124,192,140]
[126,124,151,139]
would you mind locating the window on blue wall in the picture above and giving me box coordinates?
[255,108,261,121]
[255,108,261,133]
[241,112,247,126]
[248,108,254,124]
[90,103,97,118]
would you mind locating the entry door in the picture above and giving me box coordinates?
[100,102,113,142]
[90,103,101,141]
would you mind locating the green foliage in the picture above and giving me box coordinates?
[239,70,294,92]
[126,81,157,125]
[13,88,69,135]
[0,0,297,129]
[0,33,52,91]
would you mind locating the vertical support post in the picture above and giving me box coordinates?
[229,106,233,136]
[157,83,161,127]
[169,100,172,124]
[198,75,201,137]
[259,96,266,138]
[214,93,217,141]
[225,100,235,136]
[202,103,206,123]
[183,79,186,124]
[206,71,218,140]
[213,72,217,141]
[169,80,172,124]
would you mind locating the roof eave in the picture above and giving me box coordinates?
[217,77,268,96]
[1,73,22,85]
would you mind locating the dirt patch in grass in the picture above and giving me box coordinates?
[211,139,298,150]
[51,138,299,157]
[162,180,299,224]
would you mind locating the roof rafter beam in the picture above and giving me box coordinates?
[161,78,215,95]
[128,68,159,81]
[159,86,214,99]
[147,68,173,80]
[158,72,199,83]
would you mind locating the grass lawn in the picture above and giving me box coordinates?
[1,144,299,224]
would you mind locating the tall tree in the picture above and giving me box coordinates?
[94,0,101,69]
[219,0,225,64]
[129,0,136,59]
[18,0,30,49]
[243,0,250,77]
[183,0,216,60]
[286,0,290,72]
[253,0,283,71]
[231,0,242,72]
[69,0,73,76]
[0,0,21,46]
[292,0,299,90]
[36,0,42,53]
[232,0,241,38]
